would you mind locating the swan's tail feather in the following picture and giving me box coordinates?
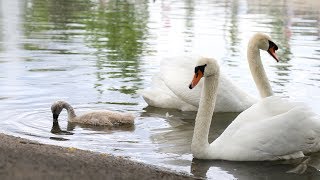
[139,75,197,111]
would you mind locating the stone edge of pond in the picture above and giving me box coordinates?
[0,133,201,180]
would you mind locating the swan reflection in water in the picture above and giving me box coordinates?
[144,106,238,154]
[142,106,320,179]
[190,157,320,179]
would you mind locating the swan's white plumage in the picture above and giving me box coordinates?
[209,96,320,161]
[190,34,320,161]
[191,58,320,161]
[141,55,256,112]
[141,74,197,111]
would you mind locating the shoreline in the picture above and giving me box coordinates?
[0,133,198,180]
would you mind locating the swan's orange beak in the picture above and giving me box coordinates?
[267,41,279,62]
[189,70,203,89]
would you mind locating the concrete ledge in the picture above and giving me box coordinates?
[0,133,198,180]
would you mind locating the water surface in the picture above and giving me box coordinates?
[0,0,320,179]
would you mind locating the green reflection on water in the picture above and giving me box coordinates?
[28,68,66,72]
[23,0,152,96]
[84,0,150,60]
[24,0,91,36]
[225,0,240,57]
[83,0,151,95]
[183,0,195,53]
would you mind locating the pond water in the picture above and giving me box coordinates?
[1,0,320,179]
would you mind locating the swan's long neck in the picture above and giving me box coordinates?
[62,102,77,120]
[191,74,219,157]
[247,42,273,98]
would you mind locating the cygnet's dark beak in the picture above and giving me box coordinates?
[53,114,59,121]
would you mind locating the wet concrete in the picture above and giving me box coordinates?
[0,133,198,180]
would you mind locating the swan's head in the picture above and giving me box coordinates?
[250,33,279,62]
[51,101,64,121]
[189,57,219,89]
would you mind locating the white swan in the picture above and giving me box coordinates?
[141,32,290,112]
[189,36,320,161]
[51,100,135,127]
[141,55,257,112]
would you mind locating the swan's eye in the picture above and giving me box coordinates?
[199,65,206,73]
[194,66,199,73]
[268,40,278,50]
[194,64,206,74]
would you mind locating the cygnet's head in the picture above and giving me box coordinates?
[250,33,279,62]
[189,57,220,89]
[51,101,65,121]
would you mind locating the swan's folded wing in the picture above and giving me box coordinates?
[214,73,257,112]
[222,104,320,161]
[160,56,257,112]
[226,96,303,128]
